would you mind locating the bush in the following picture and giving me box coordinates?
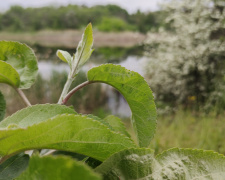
[97,17,136,32]
[145,0,225,112]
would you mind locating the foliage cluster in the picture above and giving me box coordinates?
[145,0,225,112]
[1,24,225,179]
[0,4,167,33]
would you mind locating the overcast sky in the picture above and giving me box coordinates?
[0,0,165,13]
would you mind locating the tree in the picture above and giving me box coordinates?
[145,0,225,111]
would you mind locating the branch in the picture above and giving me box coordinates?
[14,88,31,107]
[61,81,94,105]
[58,77,74,104]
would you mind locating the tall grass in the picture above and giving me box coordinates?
[150,110,225,155]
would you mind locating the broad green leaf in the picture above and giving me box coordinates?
[85,114,113,131]
[96,148,225,180]
[0,153,29,180]
[104,115,130,138]
[56,50,72,68]
[95,148,154,180]
[0,41,38,89]
[0,92,6,122]
[87,64,157,147]
[73,23,94,73]
[0,114,136,161]
[153,148,225,179]
[0,104,77,128]
[0,60,20,88]
[86,115,132,139]
[16,155,101,180]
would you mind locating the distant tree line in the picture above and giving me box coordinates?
[0,5,168,33]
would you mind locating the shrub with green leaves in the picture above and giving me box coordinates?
[97,17,136,32]
[0,23,225,179]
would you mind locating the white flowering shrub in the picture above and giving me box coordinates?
[145,0,225,112]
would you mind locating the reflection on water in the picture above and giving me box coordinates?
[38,62,69,79]
[38,56,147,117]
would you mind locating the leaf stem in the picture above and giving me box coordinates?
[14,88,31,107]
[61,81,94,105]
[58,77,74,104]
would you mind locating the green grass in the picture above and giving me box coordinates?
[150,110,225,155]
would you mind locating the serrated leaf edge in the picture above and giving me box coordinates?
[0,104,75,127]
[87,64,157,147]
[0,114,137,158]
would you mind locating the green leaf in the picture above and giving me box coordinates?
[95,148,154,180]
[104,115,130,138]
[87,64,157,147]
[73,23,94,73]
[52,151,87,161]
[153,148,225,179]
[0,153,29,180]
[0,60,20,88]
[16,155,101,180]
[85,114,113,131]
[56,50,72,68]
[0,104,77,128]
[0,92,6,122]
[85,115,131,139]
[96,148,225,180]
[0,41,38,89]
[0,114,136,161]
[85,157,102,169]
